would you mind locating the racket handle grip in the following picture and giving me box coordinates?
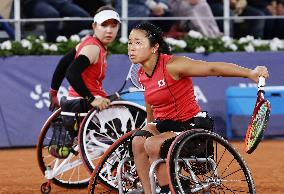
[94,106,100,112]
[108,93,120,102]
[258,76,265,90]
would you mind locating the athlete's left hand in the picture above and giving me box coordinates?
[49,88,60,111]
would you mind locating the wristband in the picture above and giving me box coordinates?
[85,95,95,103]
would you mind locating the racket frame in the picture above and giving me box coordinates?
[244,77,271,154]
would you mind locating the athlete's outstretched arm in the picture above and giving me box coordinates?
[167,56,269,83]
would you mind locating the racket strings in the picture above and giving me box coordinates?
[247,102,270,145]
[129,64,144,91]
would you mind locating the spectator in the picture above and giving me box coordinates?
[22,0,92,42]
[73,0,106,17]
[207,0,235,36]
[208,0,265,38]
[115,0,174,34]
[0,0,15,40]
[169,0,221,38]
[231,0,265,38]
[274,0,284,38]
[247,0,277,39]
[0,16,15,40]
[277,0,284,14]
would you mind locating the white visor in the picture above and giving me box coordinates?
[93,10,121,24]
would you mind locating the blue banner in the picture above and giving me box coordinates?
[0,52,283,147]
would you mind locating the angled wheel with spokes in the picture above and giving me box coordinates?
[79,101,146,173]
[37,108,90,188]
[88,130,142,194]
[167,130,256,194]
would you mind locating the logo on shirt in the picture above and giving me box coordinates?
[158,79,166,87]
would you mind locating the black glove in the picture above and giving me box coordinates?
[49,88,60,111]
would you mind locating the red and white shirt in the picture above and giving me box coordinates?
[68,36,107,98]
[139,53,200,121]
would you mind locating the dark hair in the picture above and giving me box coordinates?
[133,23,171,54]
[95,5,116,14]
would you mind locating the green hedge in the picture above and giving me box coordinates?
[0,31,283,56]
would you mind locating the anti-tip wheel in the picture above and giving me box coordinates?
[40,182,51,194]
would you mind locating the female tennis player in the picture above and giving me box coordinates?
[129,22,269,194]
[49,5,120,112]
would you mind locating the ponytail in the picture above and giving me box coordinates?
[159,40,171,55]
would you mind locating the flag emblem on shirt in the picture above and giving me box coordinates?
[158,79,166,87]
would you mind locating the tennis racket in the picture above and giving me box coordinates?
[109,63,145,101]
[244,76,271,154]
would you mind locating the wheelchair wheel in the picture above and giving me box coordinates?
[37,108,90,188]
[88,130,141,194]
[167,130,255,194]
[79,101,146,173]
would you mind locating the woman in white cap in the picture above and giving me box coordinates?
[48,5,121,112]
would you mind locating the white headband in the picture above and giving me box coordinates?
[94,10,121,24]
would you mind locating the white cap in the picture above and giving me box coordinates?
[93,10,121,24]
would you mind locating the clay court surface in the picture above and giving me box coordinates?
[0,140,283,194]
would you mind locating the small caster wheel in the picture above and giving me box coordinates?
[41,182,51,194]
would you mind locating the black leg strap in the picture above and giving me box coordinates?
[129,130,154,158]
[132,130,154,139]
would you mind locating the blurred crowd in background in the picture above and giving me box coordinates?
[0,0,284,42]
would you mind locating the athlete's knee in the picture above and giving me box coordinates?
[132,130,154,155]
[144,136,163,158]
[132,136,145,155]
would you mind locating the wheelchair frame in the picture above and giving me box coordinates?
[88,128,256,194]
[37,100,146,194]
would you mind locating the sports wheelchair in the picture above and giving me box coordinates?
[37,98,146,194]
[87,114,256,194]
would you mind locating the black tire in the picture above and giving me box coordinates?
[167,130,256,194]
[79,101,146,173]
[37,108,90,188]
[88,130,141,194]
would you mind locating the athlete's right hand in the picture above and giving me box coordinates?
[249,66,269,83]
[49,88,60,111]
[90,97,111,111]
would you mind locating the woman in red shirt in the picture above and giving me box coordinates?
[128,22,269,194]
[49,5,120,112]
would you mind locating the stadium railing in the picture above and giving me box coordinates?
[1,0,284,41]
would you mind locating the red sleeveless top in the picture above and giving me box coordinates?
[68,36,107,97]
[139,54,200,121]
